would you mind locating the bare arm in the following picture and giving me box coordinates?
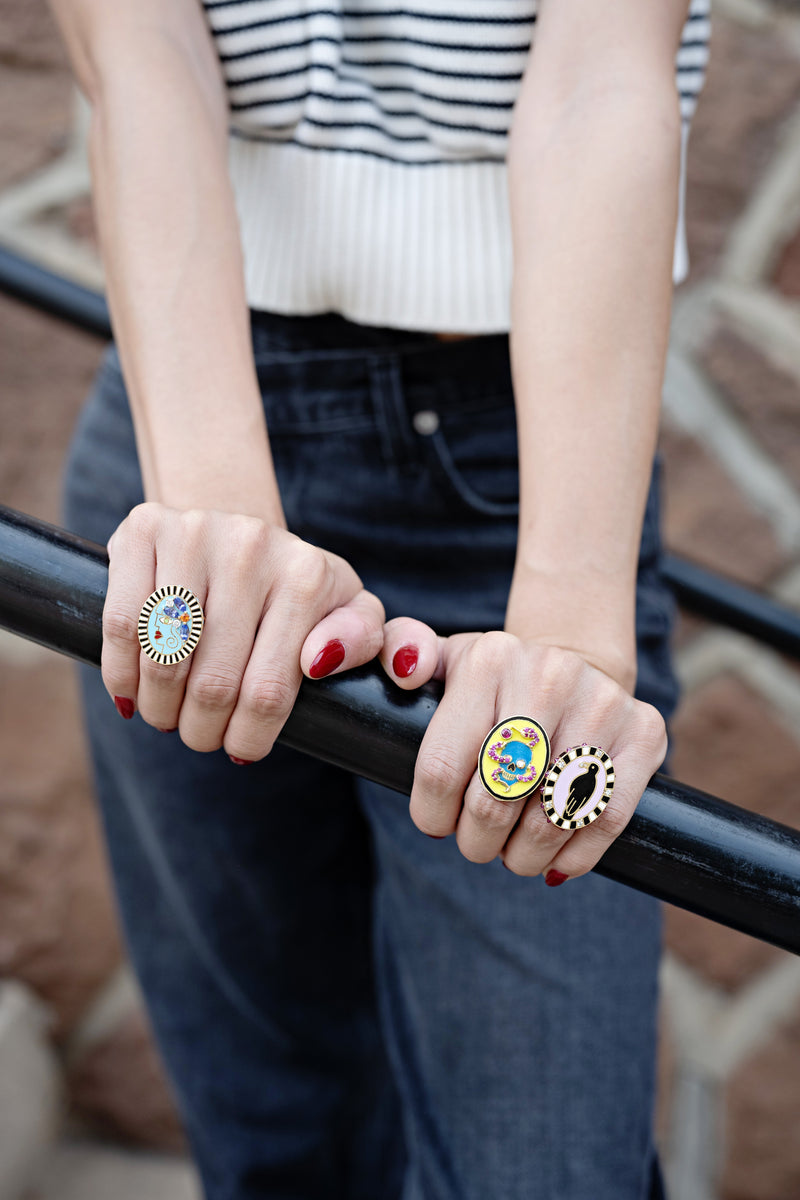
[48,0,385,758]
[49,0,283,520]
[505,0,690,690]
[384,0,691,878]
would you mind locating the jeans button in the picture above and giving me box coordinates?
[413,410,440,435]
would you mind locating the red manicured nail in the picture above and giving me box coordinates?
[393,645,418,678]
[157,727,178,734]
[427,834,446,840]
[229,756,254,766]
[309,639,346,679]
[545,870,569,888]
[114,696,135,720]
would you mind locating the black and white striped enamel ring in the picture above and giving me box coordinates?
[137,586,204,666]
[541,746,615,830]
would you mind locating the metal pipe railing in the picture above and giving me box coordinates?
[1,503,799,955]
[0,243,112,340]
[3,243,800,661]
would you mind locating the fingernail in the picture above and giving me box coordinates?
[157,727,177,734]
[229,756,254,766]
[114,696,135,720]
[427,833,446,840]
[393,645,418,678]
[545,870,569,888]
[309,639,346,679]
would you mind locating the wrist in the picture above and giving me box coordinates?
[146,459,286,529]
[505,561,637,691]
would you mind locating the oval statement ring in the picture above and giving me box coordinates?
[478,717,551,803]
[541,746,615,830]
[138,586,204,665]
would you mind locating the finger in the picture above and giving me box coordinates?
[136,558,210,733]
[492,656,637,874]
[299,589,386,679]
[409,643,501,838]
[101,508,161,717]
[455,714,561,866]
[450,639,573,863]
[174,572,268,752]
[379,617,443,689]
[537,716,667,882]
[223,589,310,762]
[499,796,575,876]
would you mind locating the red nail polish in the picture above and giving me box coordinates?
[157,727,178,734]
[114,696,135,720]
[229,756,254,766]
[309,639,346,679]
[427,834,446,840]
[393,645,418,678]
[545,870,569,888]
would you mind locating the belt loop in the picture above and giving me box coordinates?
[367,354,416,474]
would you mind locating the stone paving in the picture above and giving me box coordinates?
[2,1,800,1198]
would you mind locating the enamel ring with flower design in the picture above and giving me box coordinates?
[478,716,551,802]
[541,746,615,830]
[137,586,204,665]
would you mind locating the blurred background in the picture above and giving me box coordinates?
[2,0,800,1197]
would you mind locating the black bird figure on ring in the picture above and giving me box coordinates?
[564,762,600,820]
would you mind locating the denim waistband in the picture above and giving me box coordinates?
[249,309,515,423]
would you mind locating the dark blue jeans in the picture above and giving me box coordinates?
[64,311,677,1200]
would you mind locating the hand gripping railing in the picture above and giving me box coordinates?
[2,504,800,954]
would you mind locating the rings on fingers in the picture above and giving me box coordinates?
[541,746,615,830]
[138,586,204,665]
[478,717,551,803]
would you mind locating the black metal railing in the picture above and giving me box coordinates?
[2,503,800,956]
[3,244,800,953]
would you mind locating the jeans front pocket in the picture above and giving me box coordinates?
[418,396,520,518]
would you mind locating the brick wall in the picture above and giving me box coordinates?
[2,1,800,1195]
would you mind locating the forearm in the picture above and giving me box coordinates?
[68,10,283,522]
[506,78,681,686]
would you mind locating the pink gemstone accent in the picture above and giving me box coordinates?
[501,728,512,738]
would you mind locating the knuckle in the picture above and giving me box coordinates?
[520,802,551,840]
[178,508,208,543]
[363,589,386,627]
[138,655,187,688]
[124,501,163,545]
[129,500,162,531]
[415,749,464,799]
[189,670,241,711]
[285,548,330,604]
[103,606,139,644]
[235,519,270,564]
[466,791,516,833]
[637,702,667,751]
[470,630,513,669]
[591,675,626,727]
[241,669,297,722]
[538,645,582,693]
[599,801,632,840]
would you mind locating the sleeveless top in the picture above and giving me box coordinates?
[201,0,710,332]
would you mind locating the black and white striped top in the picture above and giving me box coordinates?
[201,0,710,330]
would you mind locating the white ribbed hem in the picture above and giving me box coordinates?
[229,140,513,333]
[228,138,690,333]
